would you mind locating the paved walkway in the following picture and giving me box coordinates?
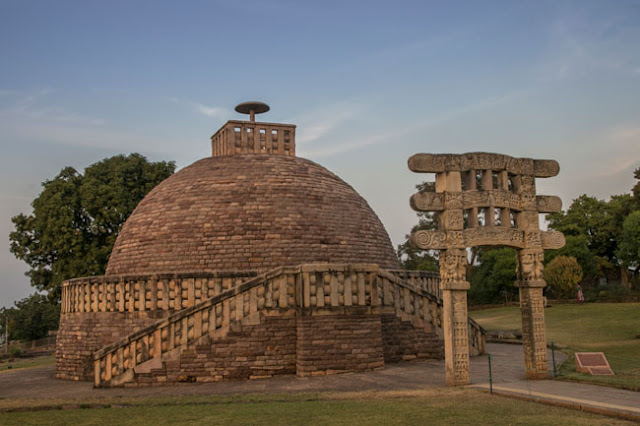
[1,344,638,420]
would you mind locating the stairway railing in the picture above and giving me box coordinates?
[93,264,486,387]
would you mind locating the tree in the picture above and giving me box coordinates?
[547,195,616,262]
[397,181,439,271]
[633,167,640,202]
[469,247,517,305]
[616,210,640,274]
[544,234,598,280]
[10,154,175,300]
[543,256,583,299]
[1,294,60,342]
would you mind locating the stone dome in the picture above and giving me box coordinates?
[106,154,400,275]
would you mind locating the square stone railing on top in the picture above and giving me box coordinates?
[211,120,296,157]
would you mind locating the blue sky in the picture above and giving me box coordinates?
[1,0,640,307]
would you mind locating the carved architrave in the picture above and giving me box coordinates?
[462,190,523,211]
[541,231,566,250]
[463,228,525,249]
[409,152,559,178]
[411,230,448,250]
[533,159,560,178]
[410,192,444,211]
[536,195,562,213]
[412,228,565,251]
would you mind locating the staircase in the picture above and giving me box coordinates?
[93,264,485,387]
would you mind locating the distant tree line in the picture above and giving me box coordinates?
[397,168,640,304]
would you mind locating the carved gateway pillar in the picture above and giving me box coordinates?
[517,249,548,378]
[408,152,565,385]
[440,249,471,386]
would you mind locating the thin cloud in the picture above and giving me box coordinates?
[0,88,104,127]
[293,102,363,145]
[594,125,640,178]
[541,13,640,82]
[167,97,227,118]
[300,88,532,158]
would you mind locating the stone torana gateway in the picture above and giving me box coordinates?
[56,103,486,387]
[408,152,565,385]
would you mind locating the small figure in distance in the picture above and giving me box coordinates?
[577,284,584,305]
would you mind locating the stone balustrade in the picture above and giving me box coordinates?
[61,271,256,314]
[387,270,441,300]
[92,264,485,387]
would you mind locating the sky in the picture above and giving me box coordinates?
[1,0,639,308]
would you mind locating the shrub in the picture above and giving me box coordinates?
[9,345,23,358]
[543,256,583,299]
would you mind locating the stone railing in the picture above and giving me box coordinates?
[61,271,256,314]
[378,270,485,355]
[211,120,296,157]
[388,270,441,300]
[93,267,297,387]
[93,264,485,387]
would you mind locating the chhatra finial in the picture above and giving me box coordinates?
[235,101,270,122]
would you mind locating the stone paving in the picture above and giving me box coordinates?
[1,343,638,421]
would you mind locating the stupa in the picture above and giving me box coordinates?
[56,103,485,387]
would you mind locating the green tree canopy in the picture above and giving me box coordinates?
[469,247,517,305]
[1,293,60,341]
[616,210,640,273]
[633,167,640,202]
[544,234,598,279]
[10,154,175,300]
[547,195,616,262]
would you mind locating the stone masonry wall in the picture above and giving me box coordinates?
[296,313,385,377]
[62,309,447,385]
[381,313,444,363]
[56,311,170,381]
[134,314,297,386]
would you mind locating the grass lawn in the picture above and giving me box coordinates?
[0,355,55,373]
[0,389,632,425]
[470,303,640,389]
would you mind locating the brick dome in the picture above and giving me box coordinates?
[106,154,400,275]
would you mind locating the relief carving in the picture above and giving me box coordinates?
[446,231,465,248]
[541,230,566,250]
[461,190,523,211]
[410,230,447,250]
[519,175,536,195]
[463,228,524,249]
[517,249,544,282]
[439,249,467,283]
[444,192,463,209]
[524,231,542,249]
[445,211,464,230]
[410,191,444,212]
